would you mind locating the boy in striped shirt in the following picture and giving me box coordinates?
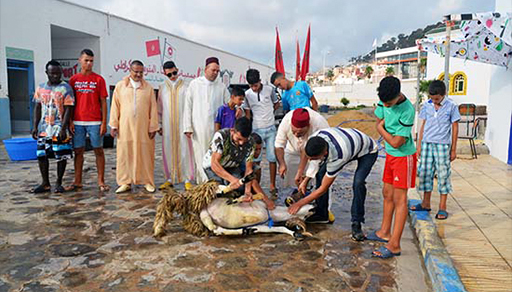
[370,76,417,259]
[287,127,378,241]
[411,80,460,220]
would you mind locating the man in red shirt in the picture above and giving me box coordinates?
[68,49,109,191]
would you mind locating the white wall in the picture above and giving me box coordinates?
[0,0,274,93]
[313,79,419,107]
[485,66,512,164]
[486,0,512,164]
[426,52,493,106]
[51,29,102,80]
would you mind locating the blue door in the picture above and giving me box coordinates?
[7,59,35,134]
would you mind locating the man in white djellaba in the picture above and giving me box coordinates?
[183,57,230,183]
[157,60,193,190]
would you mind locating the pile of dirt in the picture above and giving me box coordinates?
[327,110,380,139]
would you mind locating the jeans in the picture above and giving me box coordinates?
[315,152,378,223]
[73,124,103,149]
[252,125,277,163]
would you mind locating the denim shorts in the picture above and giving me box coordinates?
[73,124,103,149]
[253,125,277,163]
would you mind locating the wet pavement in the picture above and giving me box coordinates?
[0,137,429,291]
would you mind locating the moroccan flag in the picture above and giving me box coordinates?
[300,25,311,80]
[145,39,161,57]
[295,38,301,81]
[275,27,285,75]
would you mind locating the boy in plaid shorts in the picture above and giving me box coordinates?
[411,80,460,220]
[369,76,417,259]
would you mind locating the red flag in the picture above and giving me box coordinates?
[145,39,161,57]
[300,25,311,80]
[295,37,301,81]
[275,27,285,75]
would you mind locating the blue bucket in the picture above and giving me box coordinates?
[3,137,37,161]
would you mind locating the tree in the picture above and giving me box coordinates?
[418,79,434,104]
[385,66,395,76]
[419,58,427,74]
[341,97,350,107]
[364,66,374,79]
[326,69,334,80]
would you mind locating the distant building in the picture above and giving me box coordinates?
[375,46,427,80]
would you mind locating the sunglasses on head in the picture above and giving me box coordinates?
[166,71,178,77]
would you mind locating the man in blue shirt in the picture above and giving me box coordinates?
[270,72,318,112]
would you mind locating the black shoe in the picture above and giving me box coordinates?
[351,222,365,241]
[306,211,335,224]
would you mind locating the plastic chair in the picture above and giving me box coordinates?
[458,104,482,159]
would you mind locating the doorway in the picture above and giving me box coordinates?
[7,60,35,134]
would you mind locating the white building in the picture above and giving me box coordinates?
[0,0,274,139]
[486,0,512,164]
[423,0,512,164]
[424,26,493,106]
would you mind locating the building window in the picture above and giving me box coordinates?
[451,71,467,95]
[437,72,467,95]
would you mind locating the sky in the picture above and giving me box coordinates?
[68,0,495,72]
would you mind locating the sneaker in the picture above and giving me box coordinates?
[306,211,335,224]
[351,222,365,241]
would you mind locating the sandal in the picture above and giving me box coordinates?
[270,189,278,201]
[54,185,66,193]
[366,230,389,242]
[64,184,83,192]
[435,210,449,220]
[372,246,401,259]
[410,203,431,212]
[99,185,110,192]
[31,184,51,194]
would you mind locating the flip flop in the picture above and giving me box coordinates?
[31,184,51,194]
[64,184,83,192]
[435,210,449,220]
[99,185,110,192]
[366,230,389,243]
[372,246,401,259]
[54,185,66,193]
[410,203,431,212]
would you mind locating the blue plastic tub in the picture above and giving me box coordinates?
[319,104,330,113]
[3,137,37,161]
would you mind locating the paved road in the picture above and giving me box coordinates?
[0,137,430,291]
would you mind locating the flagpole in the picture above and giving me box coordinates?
[443,16,452,92]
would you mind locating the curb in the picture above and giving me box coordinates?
[408,198,467,292]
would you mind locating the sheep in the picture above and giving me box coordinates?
[153,181,314,240]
